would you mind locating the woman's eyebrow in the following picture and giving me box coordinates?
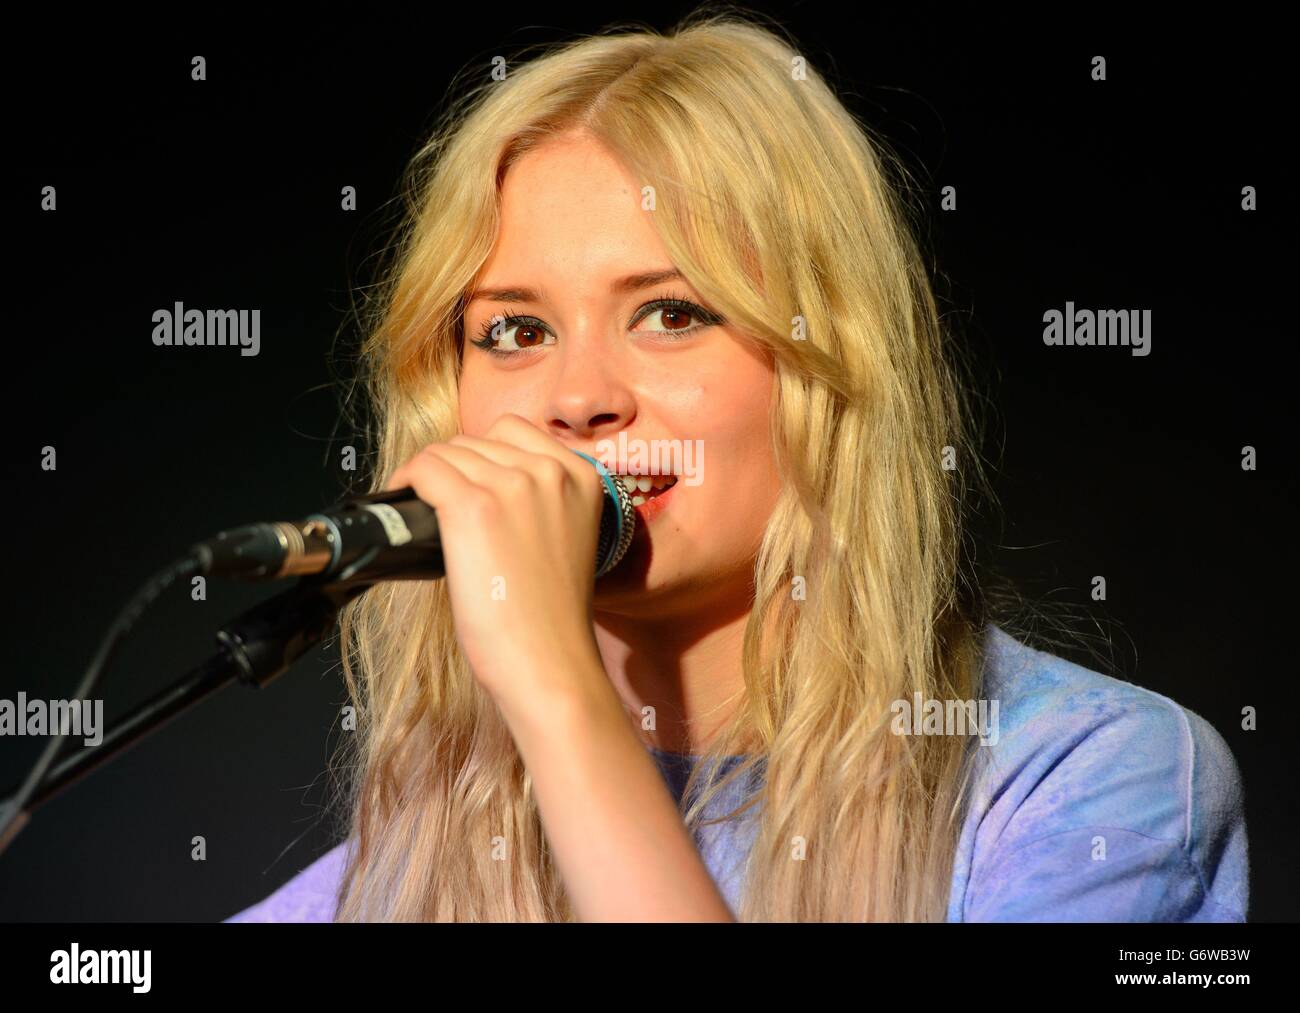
[467,268,683,305]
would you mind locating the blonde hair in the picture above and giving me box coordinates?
[330,5,995,921]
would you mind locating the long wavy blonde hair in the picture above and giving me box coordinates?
[330,7,996,921]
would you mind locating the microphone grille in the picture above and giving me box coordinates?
[596,475,636,578]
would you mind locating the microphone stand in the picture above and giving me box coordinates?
[0,470,623,857]
[0,571,378,858]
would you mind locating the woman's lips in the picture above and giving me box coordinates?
[617,476,678,526]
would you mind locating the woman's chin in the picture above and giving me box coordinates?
[594,540,681,607]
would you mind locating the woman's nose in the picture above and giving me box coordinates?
[543,348,636,438]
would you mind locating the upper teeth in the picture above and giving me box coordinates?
[614,474,678,494]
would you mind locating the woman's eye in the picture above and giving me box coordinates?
[632,298,724,337]
[469,298,723,357]
[635,304,701,333]
[471,315,555,356]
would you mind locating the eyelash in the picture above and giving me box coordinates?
[469,292,723,358]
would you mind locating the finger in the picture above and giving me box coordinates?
[418,443,530,495]
[475,415,605,492]
[448,434,584,493]
[385,444,484,504]
[481,415,589,475]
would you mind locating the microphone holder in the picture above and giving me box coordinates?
[0,571,379,857]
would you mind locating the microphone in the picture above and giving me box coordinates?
[190,451,637,585]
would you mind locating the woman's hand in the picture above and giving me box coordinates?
[383,413,610,713]
[385,414,735,922]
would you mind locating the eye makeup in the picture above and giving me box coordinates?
[470,292,724,357]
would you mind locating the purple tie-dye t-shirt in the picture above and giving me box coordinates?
[224,625,1249,922]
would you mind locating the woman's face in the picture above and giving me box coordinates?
[458,131,781,619]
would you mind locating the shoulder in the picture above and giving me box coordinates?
[948,624,1249,922]
[223,841,351,923]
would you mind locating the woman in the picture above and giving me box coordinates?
[226,11,1247,922]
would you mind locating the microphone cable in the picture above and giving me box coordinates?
[0,552,204,851]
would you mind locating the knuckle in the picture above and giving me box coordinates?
[502,467,532,495]
[490,413,528,437]
[414,445,449,472]
[537,457,567,486]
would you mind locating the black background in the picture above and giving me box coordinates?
[2,5,1293,921]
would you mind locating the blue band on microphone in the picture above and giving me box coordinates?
[569,449,624,576]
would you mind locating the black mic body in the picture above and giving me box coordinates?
[191,477,636,586]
